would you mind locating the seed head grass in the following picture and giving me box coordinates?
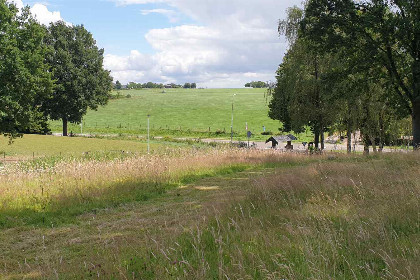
[122,153,420,279]
[0,148,308,228]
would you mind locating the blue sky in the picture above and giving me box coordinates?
[10,0,303,87]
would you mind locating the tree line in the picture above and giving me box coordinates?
[115,81,197,90]
[245,81,269,88]
[268,0,419,153]
[0,1,112,138]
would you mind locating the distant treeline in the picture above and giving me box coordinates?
[245,81,269,88]
[114,81,197,90]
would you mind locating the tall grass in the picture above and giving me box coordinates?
[0,149,308,228]
[126,153,419,279]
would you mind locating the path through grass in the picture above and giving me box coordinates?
[0,153,418,279]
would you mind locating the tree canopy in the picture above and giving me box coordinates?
[0,1,53,139]
[269,3,413,153]
[301,0,420,148]
[245,81,268,88]
[44,21,112,136]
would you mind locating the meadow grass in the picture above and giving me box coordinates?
[0,149,300,229]
[0,134,210,159]
[117,153,419,279]
[0,134,154,158]
[48,88,297,140]
[0,152,418,279]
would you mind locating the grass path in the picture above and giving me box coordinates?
[0,165,276,279]
[1,153,418,279]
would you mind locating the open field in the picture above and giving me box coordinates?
[49,88,297,140]
[0,134,211,161]
[0,151,418,279]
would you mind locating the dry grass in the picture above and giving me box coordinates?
[0,149,309,228]
[0,149,306,279]
[1,152,417,279]
[132,153,420,279]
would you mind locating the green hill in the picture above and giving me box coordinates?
[49,88,286,139]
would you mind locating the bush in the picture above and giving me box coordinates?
[261,131,273,135]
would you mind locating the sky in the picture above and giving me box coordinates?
[9,0,303,88]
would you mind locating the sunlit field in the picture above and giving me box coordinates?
[49,88,285,140]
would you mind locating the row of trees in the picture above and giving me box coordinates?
[115,81,198,90]
[269,0,419,152]
[0,1,112,138]
[245,81,268,88]
[183,83,197,89]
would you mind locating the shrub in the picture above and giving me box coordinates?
[261,131,273,135]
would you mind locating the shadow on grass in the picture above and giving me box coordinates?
[0,164,251,229]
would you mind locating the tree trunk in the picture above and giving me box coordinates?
[413,100,420,150]
[363,141,369,155]
[63,118,68,137]
[320,130,325,150]
[347,126,352,154]
[314,130,320,149]
[379,114,384,152]
[363,134,369,155]
[370,135,377,153]
[379,138,384,153]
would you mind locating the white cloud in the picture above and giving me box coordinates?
[106,0,302,87]
[140,9,179,23]
[7,0,67,25]
[31,3,64,25]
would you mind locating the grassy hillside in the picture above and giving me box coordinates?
[0,151,418,279]
[49,88,287,139]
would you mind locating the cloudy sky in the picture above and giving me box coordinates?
[9,0,303,88]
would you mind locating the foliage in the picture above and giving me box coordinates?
[269,3,415,152]
[0,1,53,139]
[269,7,343,148]
[114,80,122,90]
[245,81,268,88]
[44,21,113,136]
[140,81,164,88]
[302,0,420,148]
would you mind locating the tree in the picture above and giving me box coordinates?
[115,80,122,90]
[0,1,53,139]
[191,83,197,89]
[44,21,112,136]
[246,81,268,88]
[269,37,343,149]
[269,6,343,149]
[184,83,191,89]
[302,0,420,148]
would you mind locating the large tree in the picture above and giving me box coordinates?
[269,6,343,149]
[0,1,53,139]
[45,21,112,136]
[302,0,420,148]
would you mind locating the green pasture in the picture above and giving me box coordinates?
[0,134,160,158]
[49,88,286,139]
